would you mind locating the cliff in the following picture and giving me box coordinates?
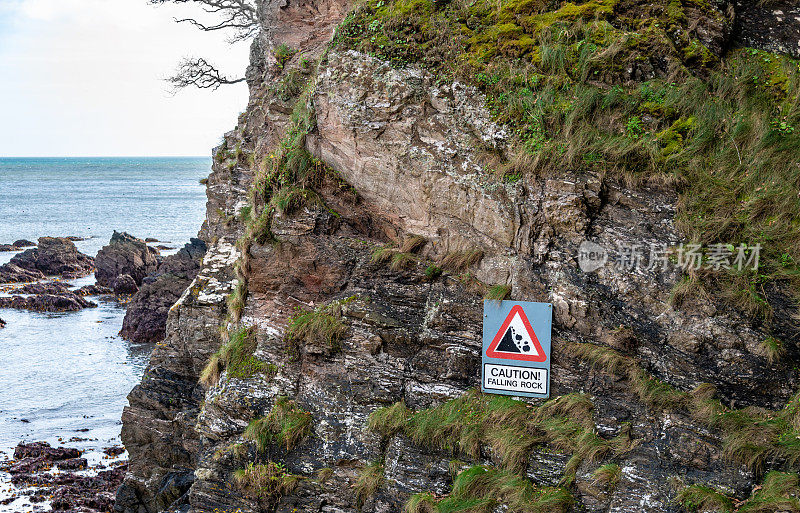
[116,1,800,512]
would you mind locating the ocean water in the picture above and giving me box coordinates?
[0,158,210,257]
[0,158,209,508]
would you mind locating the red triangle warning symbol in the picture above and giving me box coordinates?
[486,305,547,362]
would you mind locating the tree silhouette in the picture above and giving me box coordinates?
[152,0,257,89]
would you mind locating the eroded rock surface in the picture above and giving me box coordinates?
[95,231,161,291]
[120,238,207,343]
[735,0,800,58]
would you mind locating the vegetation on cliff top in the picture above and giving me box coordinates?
[335,0,800,320]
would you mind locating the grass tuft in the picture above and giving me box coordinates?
[371,243,418,271]
[484,284,512,301]
[404,492,437,513]
[371,244,398,264]
[590,463,621,490]
[441,250,484,272]
[244,396,313,451]
[233,461,302,500]
[368,401,412,437]
[200,326,275,386]
[400,234,427,253]
[285,304,348,353]
[759,336,785,364]
[227,280,248,323]
[354,461,385,507]
[677,484,734,513]
[390,252,417,270]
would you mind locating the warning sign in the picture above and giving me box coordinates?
[482,300,552,398]
[486,305,547,362]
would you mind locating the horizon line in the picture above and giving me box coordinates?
[0,155,211,159]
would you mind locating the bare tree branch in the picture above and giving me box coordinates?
[151,0,258,89]
[151,0,258,43]
[168,57,246,90]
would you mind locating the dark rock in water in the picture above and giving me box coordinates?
[113,274,139,295]
[56,457,88,470]
[13,281,71,295]
[9,457,52,474]
[144,238,159,243]
[0,262,45,283]
[66,236,88,241]
[120,238,206,343]
[76,283,114,296]
[0,293,96,312]
[14,441,81,461]
[0,317,4,328]
[7,237,94,278]
[155,245,172,250]
[95,231,160,290]
[6,442,126,513]
[103,447,125,457]
[0,240,33,251]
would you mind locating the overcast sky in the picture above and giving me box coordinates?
[0,0,250,157]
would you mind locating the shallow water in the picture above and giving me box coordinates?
[0,275,151,451]
[0,158,210,510]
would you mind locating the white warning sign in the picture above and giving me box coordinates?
[483,363,548,394]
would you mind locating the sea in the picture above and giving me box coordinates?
[0,157,210,509]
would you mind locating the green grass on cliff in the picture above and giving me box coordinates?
[200,326,276,386]
[566,340,800,471]
[334,0,800,319]
[233,461,303,500]
[284,303,348,353]
[354,461,385,507]
[679,471,800,513]
[677,484,735,513]
[590,463,621,491]
[406,465,573,513]
[245,396,313,451]
[484,284,512,301]
[369,389,636,483]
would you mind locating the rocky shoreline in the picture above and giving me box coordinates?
[0,231,206,511]
[0,233,205,342]
[0,442,127,513]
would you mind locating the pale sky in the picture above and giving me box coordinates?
[0,0,251,157]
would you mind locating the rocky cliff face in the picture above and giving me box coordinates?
[116,1,800,512]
